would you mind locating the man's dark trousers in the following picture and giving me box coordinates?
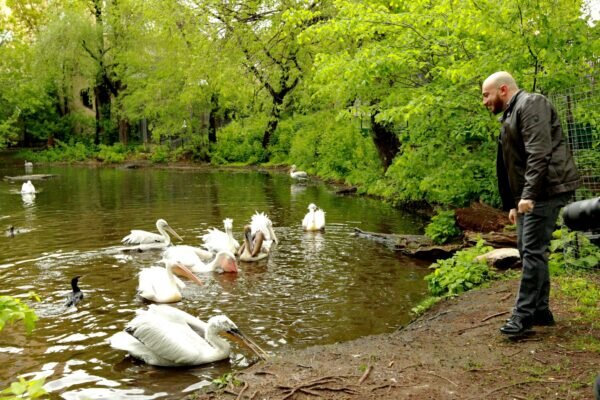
[514,192,572,319]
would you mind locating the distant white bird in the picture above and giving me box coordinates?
[121,219,182,249]
[21,180,36,194]
[290,165,308,180]
[109,305,267,366]
[163,248,238,273]
[250,211,278,253]
[302,203,326,231]
[238,225,268,262]
[137,258,203,303]
[24,160,33,170]
[201,218,240,254]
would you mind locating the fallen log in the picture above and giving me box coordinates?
[464,230,517,248]
[352,228,464,259]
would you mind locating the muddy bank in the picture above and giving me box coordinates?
[191,278,600,400]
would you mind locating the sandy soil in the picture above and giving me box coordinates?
[190,277,600,400]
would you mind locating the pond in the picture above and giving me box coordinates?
[0,157,430,399]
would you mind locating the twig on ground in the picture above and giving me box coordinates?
[500,292,513,301]
[358,366,373,385]
[455,322,493,335]
[279,376,346,400]
[398,363,423,373]
[388,360,395,368]
[427,371,458,387]
[532,355,548,364]
[426,311,450,322]
[254,370,278,376]
[236,382,249,400]
[481,311,510,322]
[467,367,504,373]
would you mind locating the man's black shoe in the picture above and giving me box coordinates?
[500,315,532,335]
[532,309,555,326]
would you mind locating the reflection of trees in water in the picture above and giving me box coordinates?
[290,183,307,198]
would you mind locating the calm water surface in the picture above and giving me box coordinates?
[0,157,429,399]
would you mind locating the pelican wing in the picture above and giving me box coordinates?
[163,245,203,268]
[109,331,175,366]
[122,230,164,245]
[128,312,218,365]
[201,229,239,254]
[302,211,314,230]
[138,267,181,303]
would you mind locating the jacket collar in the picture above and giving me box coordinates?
[500,89,524,122]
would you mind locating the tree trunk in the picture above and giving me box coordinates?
[262,97,283,149]
[93,84,111,145]
[208,93,218,143]
[370,114,401,170]
[118,118,129,146]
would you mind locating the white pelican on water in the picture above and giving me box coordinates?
[109,304,268,366]
[250,212,278,254]
[200,218,240,254]
[163,247,238,273]
[21,180,36,194]
[24,160,33,170]
[138,258,203,303]
[238,225,268,262]
[121,219,183,249]
[302,203,326,231]
[289,165,308,180]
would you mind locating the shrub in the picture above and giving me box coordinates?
[425,241,496,297]
[425,209,462,244]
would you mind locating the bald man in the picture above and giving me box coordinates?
[482,71,579,335]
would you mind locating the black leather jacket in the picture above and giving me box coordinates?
[496,90,580,211]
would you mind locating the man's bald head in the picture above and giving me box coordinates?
[482,71,520,114]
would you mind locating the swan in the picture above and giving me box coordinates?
[163,248,238,273]
[238,225,268,262]
[20,180,36,194]
[109,304,268,366]
[121,219,183,249]
[64,276,84,307]
[250,211,278,253]
[200,218,240,254]
[138,258,204,303]
[302,203,326,231]
[290,165,308,180]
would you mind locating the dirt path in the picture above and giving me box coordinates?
[191,278,600,400]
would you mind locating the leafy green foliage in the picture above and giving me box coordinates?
[211,118,268,165]
[97,144,130,163]
[410,296,442,317]
[211,372,241,388]
[0,376,47,400]
[425,210,462,245]
[549,229,600,274]
[425,241,496,297]
[0,293,40,334]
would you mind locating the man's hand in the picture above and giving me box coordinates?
[518,199,535,214]
[509,208,517,224]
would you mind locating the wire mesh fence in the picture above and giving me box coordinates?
[549,83,600,269]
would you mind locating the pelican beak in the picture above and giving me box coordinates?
[223,256,238,273]
[245,228,254,254]
[225,328,269,360]
[166,226,183,242]
[251,231,264,257]
[268,226,278,244]
[172,263,203,286]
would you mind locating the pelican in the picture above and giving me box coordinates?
[238,225,268,262]
[250,211,278,253]
[138,258,204,303]
[121,219,183,249]
[64,276,84,307]
[163,248,238,273]
[24,160,33,170]
[201,218,240,254]
[109,304,268,366]
[302,203,326,231]
[20,180,36,194]
[290,165,308,180]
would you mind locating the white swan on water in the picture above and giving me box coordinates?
[109,305,268,366]
[21,180,36,194]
